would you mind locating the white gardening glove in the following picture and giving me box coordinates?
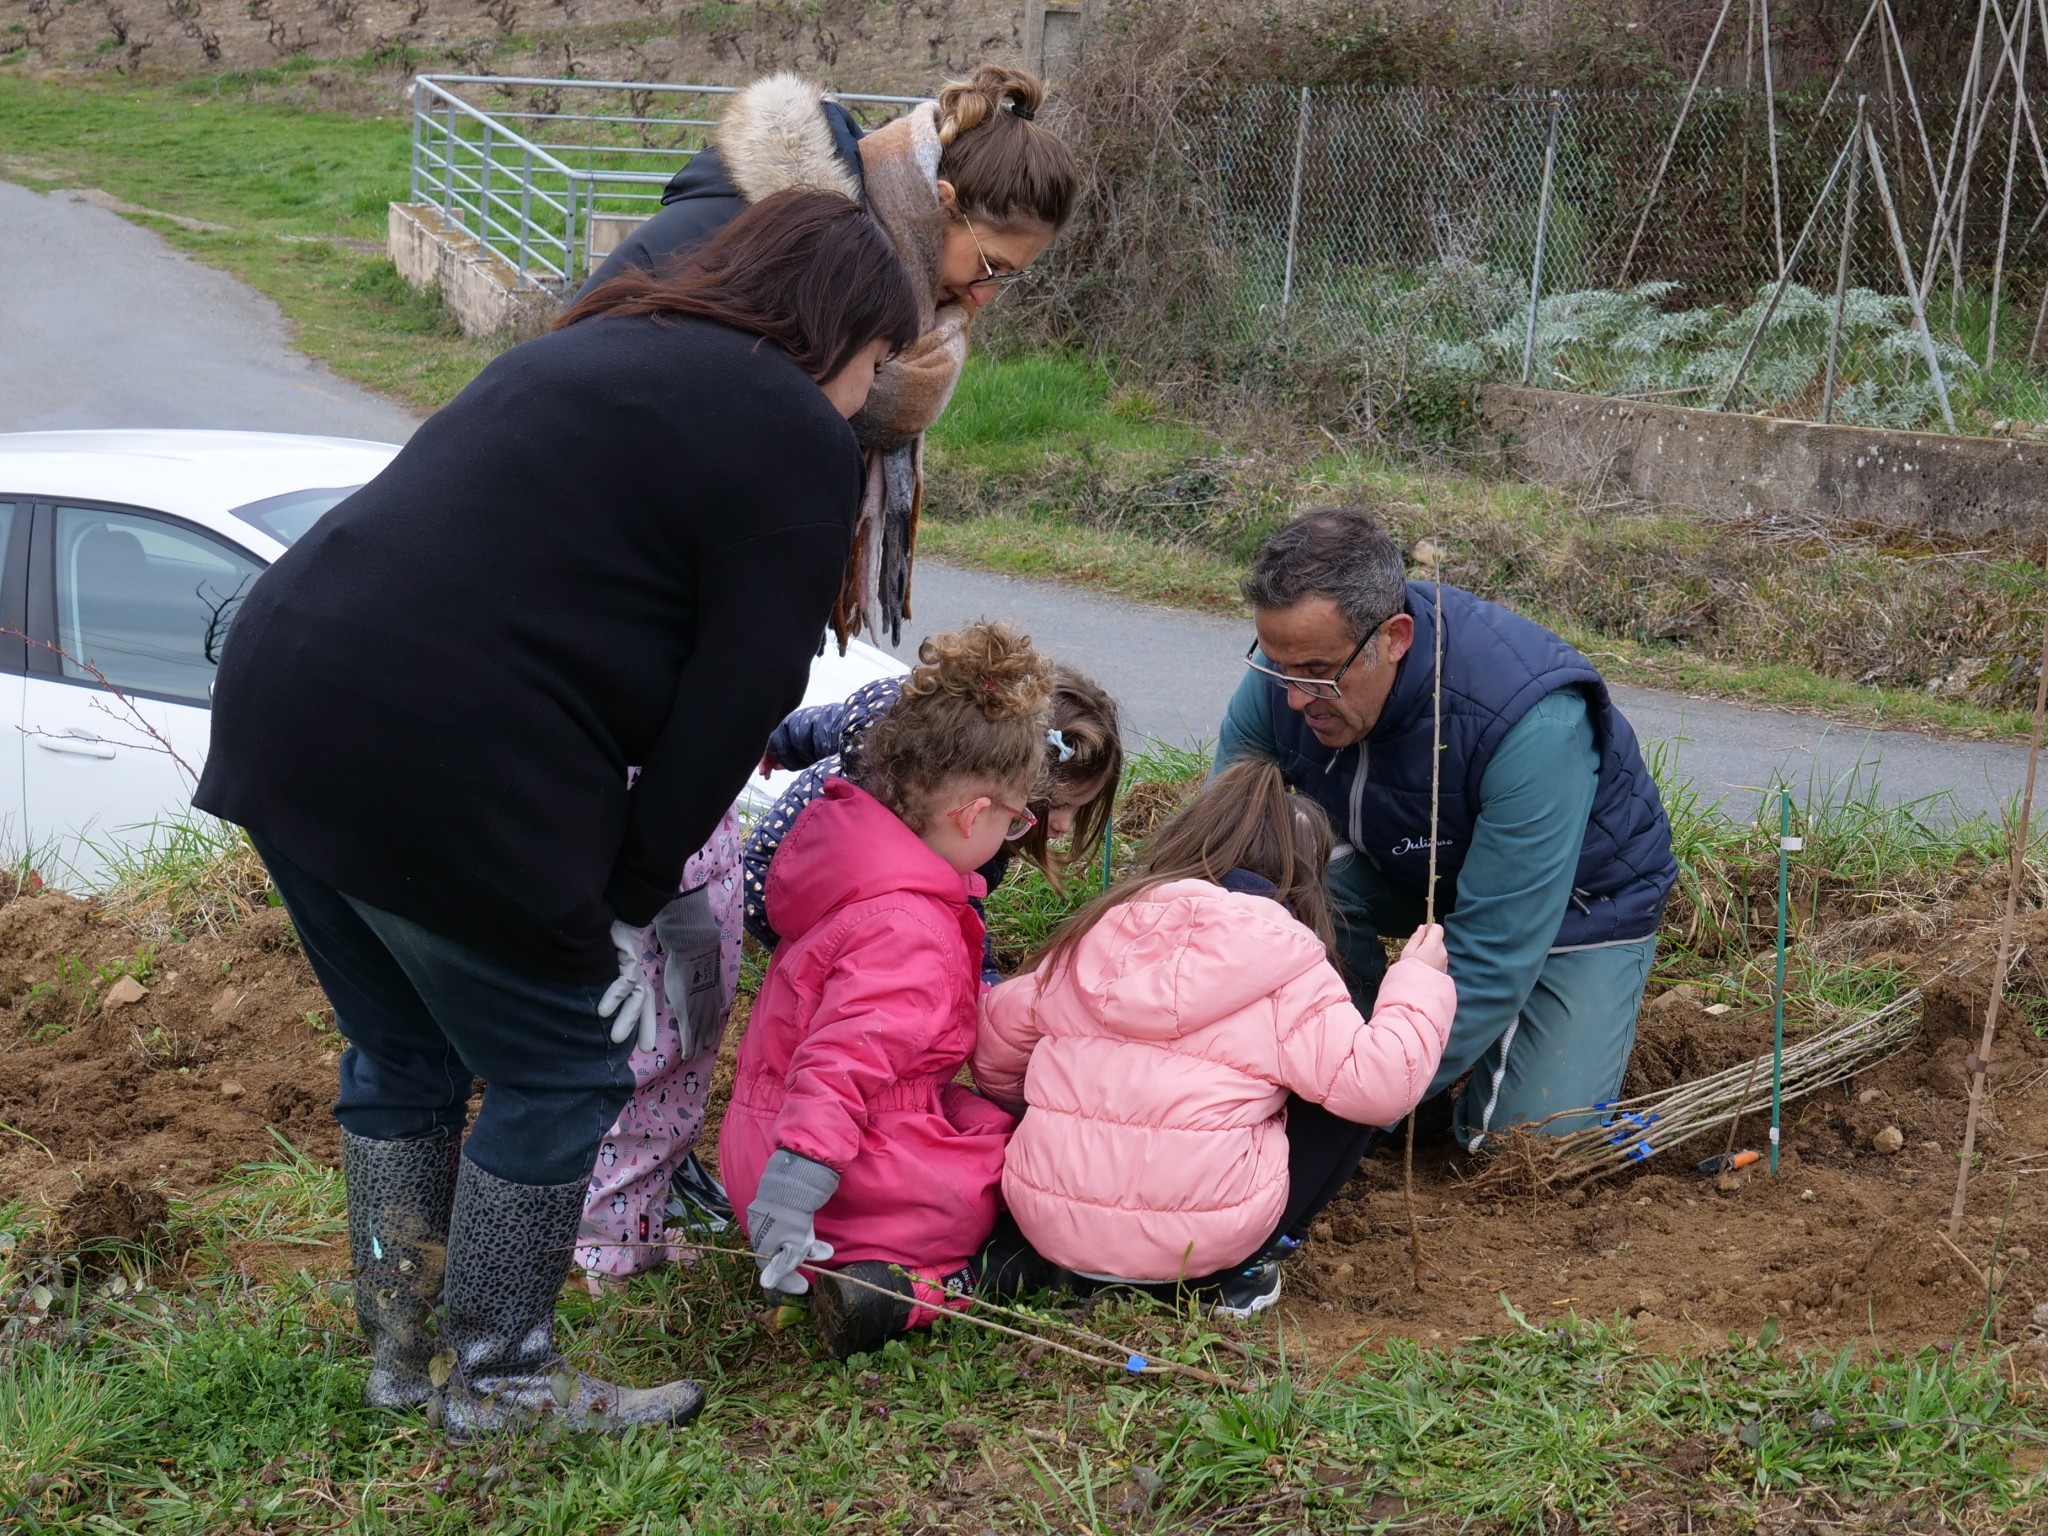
[653,883,725,1061]
[598,919,659,1056]
[746,1149,839,1295]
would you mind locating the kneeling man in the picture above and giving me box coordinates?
[1217,507,1676,1151]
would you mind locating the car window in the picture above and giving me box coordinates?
[54,506,262,706]
[228,486,361,546]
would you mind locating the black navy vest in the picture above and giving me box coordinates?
[1266,582,1676,949]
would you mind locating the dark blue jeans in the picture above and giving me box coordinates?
[254,835,635,1188]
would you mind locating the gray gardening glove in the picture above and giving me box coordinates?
[599,919,659,1056]
[654,882,724,1061]
[746,1149,839,1295]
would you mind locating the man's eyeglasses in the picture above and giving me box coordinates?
[1243,624,1381,702]
[951,797,1039,841]
[963,215,1035,295]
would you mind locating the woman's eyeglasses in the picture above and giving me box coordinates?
[963,216,1036,295]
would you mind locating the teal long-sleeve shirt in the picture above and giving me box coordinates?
[1216,673,1600,1079]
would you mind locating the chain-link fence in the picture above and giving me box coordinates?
[410,73,2044,434]
[1136,84,2048,435]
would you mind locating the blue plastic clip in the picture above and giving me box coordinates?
[1126,1355,1148,1374]
[1593,1100,1616,1111]
[1627,1141,1654,1161]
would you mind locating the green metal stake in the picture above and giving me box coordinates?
[1771,789,1798,1174]
[1099,816,1115,893]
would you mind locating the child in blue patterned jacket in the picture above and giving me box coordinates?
[743,664,1124,982]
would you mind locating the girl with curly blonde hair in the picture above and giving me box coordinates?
[720,621,1053,1358]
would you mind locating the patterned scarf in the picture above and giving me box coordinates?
[834,103,973,649]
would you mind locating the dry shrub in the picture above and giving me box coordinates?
[1366,497,2048,711]
[1001,2,1242,385]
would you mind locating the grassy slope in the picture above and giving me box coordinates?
[927,357,2038,742]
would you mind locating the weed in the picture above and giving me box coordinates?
[23,954,96,1038]
[0,1344,148,1527]
[98,816,272,941]
[130,1022,206,1070]
[97,945,156,989]
[173,1131,347,1269]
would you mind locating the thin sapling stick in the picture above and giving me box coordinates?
[1948,610,2048,1239]
[1405,564,1446,1292]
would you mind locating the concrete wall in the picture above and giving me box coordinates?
[1480,385,2048,544]
[387,203,558,342]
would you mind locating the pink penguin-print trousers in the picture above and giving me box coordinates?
[576,809,744,1279]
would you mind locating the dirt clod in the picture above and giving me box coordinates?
[1873,1125,1905,1154]
[49,1175,177,1271]
[101,975,149,1008]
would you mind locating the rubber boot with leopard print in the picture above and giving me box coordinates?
[437,1157,704,1438]
[345,1128,461,1408]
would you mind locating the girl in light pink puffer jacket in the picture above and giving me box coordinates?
[973,759,1455,1312]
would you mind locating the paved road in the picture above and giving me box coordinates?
[3,178,2026,820]
[0,181,418,441]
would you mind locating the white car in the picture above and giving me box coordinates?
[0,429,906,887]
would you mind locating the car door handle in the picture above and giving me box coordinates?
[34,733,117,759]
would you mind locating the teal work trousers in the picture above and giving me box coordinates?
[1326,853,1656,1151]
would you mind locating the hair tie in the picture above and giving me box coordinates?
[1009,100,1035,122]
[1047,728,1075,763]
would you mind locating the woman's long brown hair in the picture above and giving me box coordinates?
[555,188,921,383]
[1032,757,1336,979]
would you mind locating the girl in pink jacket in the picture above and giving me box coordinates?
[973,758,1456,1317]
[721,621,1052,1359]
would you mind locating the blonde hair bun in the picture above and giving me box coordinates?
[856,620,1055,829]
[903,619,1052,723]
[936,63,1047,147]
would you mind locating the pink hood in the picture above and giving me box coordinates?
[974,878,1454,1281]
[765,776,986,943]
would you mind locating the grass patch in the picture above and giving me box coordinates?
[0,74,493,413]
[918,513,1245,612]
[5,1235,2042,1532]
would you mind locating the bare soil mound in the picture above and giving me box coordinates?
[5,877,2044,1363]
[1291,949,2048,1359]
[0,890,336,1212]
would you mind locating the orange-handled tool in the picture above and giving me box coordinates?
[1696,1150,1761,1175]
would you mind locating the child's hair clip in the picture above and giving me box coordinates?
[1047,728,1076,763]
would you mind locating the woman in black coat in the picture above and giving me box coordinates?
[195,190,919,1438]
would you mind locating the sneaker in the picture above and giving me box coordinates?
[663,1153,733,1234]
[1208,1259,1283,1320]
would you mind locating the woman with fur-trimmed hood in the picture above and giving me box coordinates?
[580,63,1080,649]
[568,64,1079,1292]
